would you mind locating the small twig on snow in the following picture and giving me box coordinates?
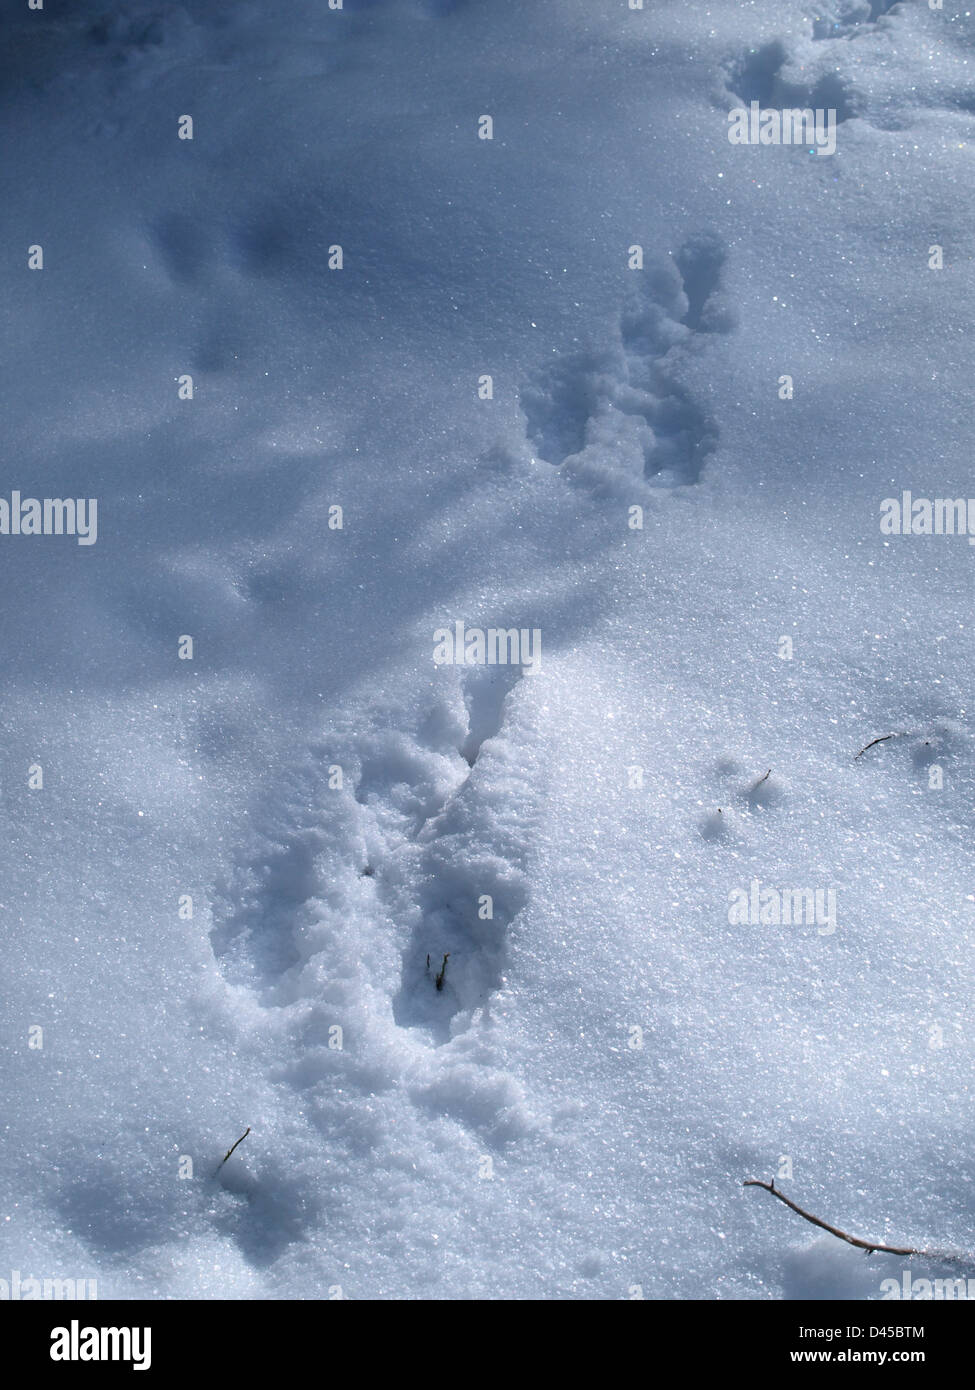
[743,1178,957,1260]
[214,1127,251,1177]
[854,733,905,761]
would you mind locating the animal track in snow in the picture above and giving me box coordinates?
[712,757,787,812]
[378,669,536,1045]
[346,668,538,1047]
[727,40,858,124]
[520,234,732,492]
[210,667,537,1048]
[212,1152,323,1269]
[149,212,211,286]
[673,234,730,333]
[209,783,330,994]
[812,1,901,41]
[730,8,972,136]
[460,664,522,767]
[699,758,788,841]
[85,10,169,55]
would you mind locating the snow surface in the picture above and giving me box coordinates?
[2,0,975,1300]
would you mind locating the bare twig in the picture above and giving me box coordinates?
[853,733,903,760]
[749,768,771,791]
[435,953,450,991]
[743,1179,956,1260]
[214,1127,251,1177]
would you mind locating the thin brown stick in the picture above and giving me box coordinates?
[743,1179,932,1257]
[750,768,771,790]
[214,1126,251,1176]
[854,733,899,760]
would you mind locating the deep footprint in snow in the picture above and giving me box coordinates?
[209,793,330,991]
[673,233,730,333]
[459,665,522,767]
[383,671,536,1044]
[812,1,901,41]
[209,669,537,1044]
[520,234,731,492]
[726,40,858,123]
[712,757,787,811]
